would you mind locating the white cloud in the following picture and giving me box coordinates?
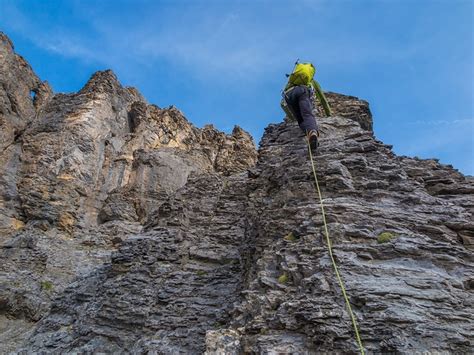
[402,119,473,156]
[405,118,474,127]
[1,0,449,89]
[397,118,474,174]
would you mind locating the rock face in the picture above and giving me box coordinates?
[325,92,373,131]
[0,32,473,354]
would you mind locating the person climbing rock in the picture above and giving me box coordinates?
[281,62,332,150]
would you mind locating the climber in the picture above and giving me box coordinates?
[281,61,332,150]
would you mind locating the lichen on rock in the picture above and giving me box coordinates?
[377,231,396,244]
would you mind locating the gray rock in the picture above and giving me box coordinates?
[0,32,53,236]
[325,92,373,131]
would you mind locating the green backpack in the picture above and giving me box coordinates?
[288,62,316,87]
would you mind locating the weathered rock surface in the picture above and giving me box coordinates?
[0,32,53,237]
[325,92,373,132]
[0,32,257,354]
[222,118,473,353]
[1,32,473,354]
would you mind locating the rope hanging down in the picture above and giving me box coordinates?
[306,138,365,355]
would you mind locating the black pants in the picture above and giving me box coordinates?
[285,85,318,133]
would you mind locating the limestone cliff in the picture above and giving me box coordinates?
[0,32,473,354]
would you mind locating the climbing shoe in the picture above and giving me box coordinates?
[308,130,319,151]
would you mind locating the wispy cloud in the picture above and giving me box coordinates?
[1,0,444,84]
[405,118,474,127]
[0,2,99,63]
[400,119,473,173]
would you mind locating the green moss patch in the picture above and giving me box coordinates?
[277,273,289,284]
[40,280,54,292]
[377,232,396,244]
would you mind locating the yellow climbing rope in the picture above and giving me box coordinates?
[306,138,365,355]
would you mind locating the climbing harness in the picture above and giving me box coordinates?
[306,139,365,355]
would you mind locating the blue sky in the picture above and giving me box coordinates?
[1,0,473,175]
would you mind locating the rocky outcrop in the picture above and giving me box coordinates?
[1,32,473,354]
[325,92,373,131]
[0,32,257,354]
[219,117,473,353]
[0,32,53,236]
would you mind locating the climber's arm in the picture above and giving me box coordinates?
[311,79,332,117]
